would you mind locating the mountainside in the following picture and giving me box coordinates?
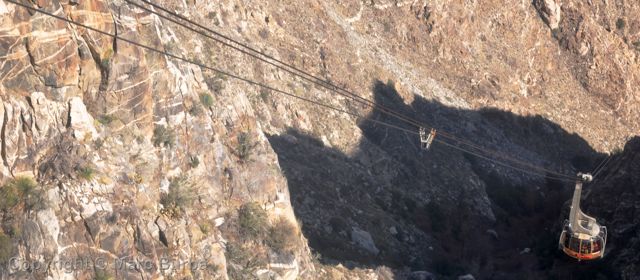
[581,137,640,279]
[0,0,638,279]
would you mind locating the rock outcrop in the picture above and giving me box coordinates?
[535,0,562,29]
[351,227,380,256]
[68,97,98,141]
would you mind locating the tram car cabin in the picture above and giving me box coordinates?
[558,173,607,261]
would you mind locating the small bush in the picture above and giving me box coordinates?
[0,177,45,212]
[199,223,211,235]
[95,269,113,280]
[97,114,116,126]
[238,202,268,240]
[189,155,200,168]
[616,18,625,30]
[0,183,20,211]
[199,92,214,108]
[12,177,37,195]
[78,166,96,181]
[100,49,114,69]
[0,233,13,263]
[259,88,270,101]
[153,125,175,147]
[235,132,256,162]
[267,218,298,254]
[160,176,194,218]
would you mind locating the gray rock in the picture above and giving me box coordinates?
[389,226,398,235]
[458,274,475,280]
[351,227,379,255]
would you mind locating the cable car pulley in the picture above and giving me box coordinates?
[420,127,437,150]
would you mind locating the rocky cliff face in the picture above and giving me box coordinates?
[0,0,638,279]
[0,1,311,279]
[581,137,640,279]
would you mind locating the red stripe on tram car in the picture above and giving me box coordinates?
[563,248,601,260]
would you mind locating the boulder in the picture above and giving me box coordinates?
[351,227,379,255]
[389,226,398,235]
[68,97,97,141]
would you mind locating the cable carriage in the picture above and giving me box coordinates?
[419,127,437,150]
[558,173,607,261]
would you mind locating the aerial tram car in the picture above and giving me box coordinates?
[558,173,607,261]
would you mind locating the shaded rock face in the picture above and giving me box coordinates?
[268,81,606,278]
[596,138,640,278]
